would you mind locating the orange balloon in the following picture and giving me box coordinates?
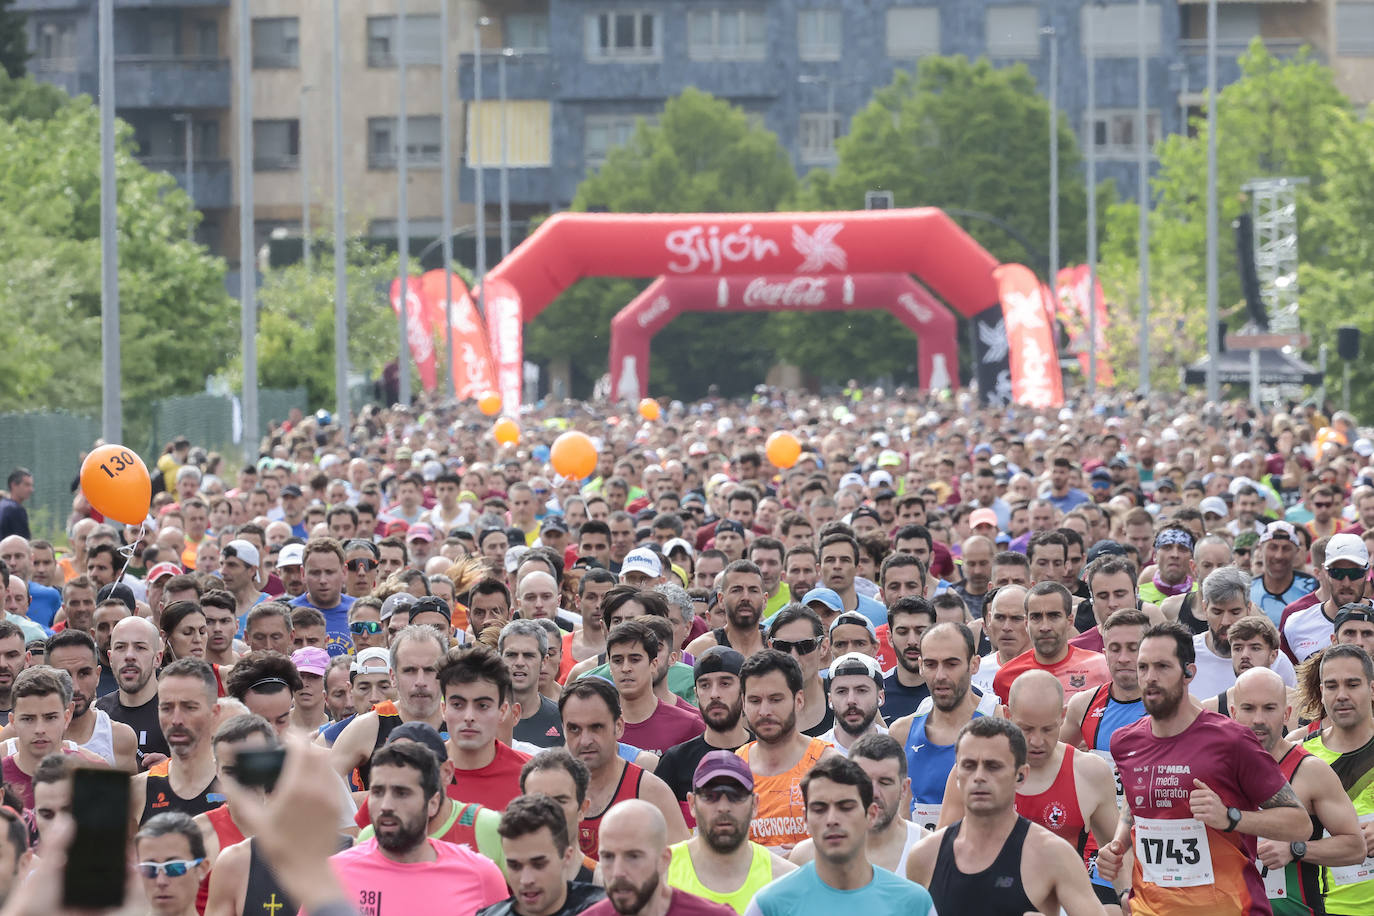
[80,444,152,526]
[477,392,502,416]
[550,431,598,479]
[638,398,661,421]
[765,431,802,469]
[493,417,520,446]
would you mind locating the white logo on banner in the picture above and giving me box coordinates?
[792,223,847,272]
[741,277,828,307]
[978,319,1009,363]
[664,224,780,273]
[637,295,671,328]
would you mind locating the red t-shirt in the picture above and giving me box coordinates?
[1069,627,1105,654]
[584,889,736,916]
[992,645,1109,705]
[620,699,705,754]
[1110,710,1287,916]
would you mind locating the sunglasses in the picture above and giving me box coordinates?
[347,558,378,572]
[136,859,205,878]
[771,637,820,655]
[350,620,384,635]
[695,785,750,804]
[1328,566,1368,582]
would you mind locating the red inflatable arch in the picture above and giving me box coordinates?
[608,274,960,401]
[471,209,1000,405]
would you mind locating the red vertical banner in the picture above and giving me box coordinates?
[1056,265,1113,387]
[481,278,524,410]
[417,270,499,400]
[389,276,438,392]
[994,263,1064,408]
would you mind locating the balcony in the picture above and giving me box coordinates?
[458,51,555,101]
[115,55,230,109]
[138,156,232,210]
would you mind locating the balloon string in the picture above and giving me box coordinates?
[116,522,146,584]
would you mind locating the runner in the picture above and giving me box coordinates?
[747,755,935,915]
[1096,622,1312,915]
[764,605,833,737]
[136,812,211,916]
[1192,567,1298,699]
[607,620,703,754]
[1230,668,1365,916]
[1,667,106,808]
[656,647,751,819]
[992,581,1109,705]
[686,561,768,660]
[878,597,933,721]
[198,591,241,669]
[587,799,736,915]
[667,751,794,913]
[814,534,886,626]
[1138,526,1196,607]
[972,585,1029,695]
[502,620,566,748]
[132,658,226,825]
[289,539,355,656]
[520,749,598,883]
[1160,535,1235,636]
[96,616,170,764]
[563,570,616,679]
[1063,609,1148,761]
[478,794,606,916]
[1284,533,1371,664]
[905,716,1110,916]
[437,644,531,809]
[1251,522,1320,626]
[1073,556,1161,653]
[818,653,886,755]
[195,713,278,916]
[42,629,138,769]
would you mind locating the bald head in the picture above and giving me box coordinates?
[111,614,159,645]
[1231,666,1289,753]
[1008,668,1064,715]
[599,799,667,858]
[961,535,994,559]
[1235,666,1286,705]
[990,584,1028,615]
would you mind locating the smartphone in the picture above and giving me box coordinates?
[233,748,286,791]
[63,767,130,909]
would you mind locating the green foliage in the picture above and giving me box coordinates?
[0,85,234,423]
[0,0,27,79]
[782,57,1102,384]
[526,88,798,399]
[1101,41,1351,392]
[0,69,65,120]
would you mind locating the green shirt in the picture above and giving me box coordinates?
[1302,732,1374,914]
[764,584,792,619]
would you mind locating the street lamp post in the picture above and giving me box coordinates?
[300,85,311,270]
[1205,0,1220,400]
[475,17,490,321]
[1041,26,1058,296]
[1136,0,1151,395]
[331,0,349,434]
[1086,4,1100,397]
[441,0,455,397]
[396,0,411,407]
[236,0,257,455]
[499,48,513,258]
[99,0,121,443]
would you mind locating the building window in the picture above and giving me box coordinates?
[1336,2,1374,56]
[505,13,550,53]
[585,11,660,61]
[688,8,767,61]
[885,7,939,59]
[986,5,1039,59]
[584,114,655,168]
[367,15,442,67]
[1081,4,1160,57]
[368,218,445,239]
[1089,110,1161,159]
[34,20,77,70]
[368,116,442,169]
[799,112,841,164]
[252,18,298,69]
[798,9,841,61]
[253,119,300,171]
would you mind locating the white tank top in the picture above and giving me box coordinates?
[894,818,925,872]
[79,708,116,765]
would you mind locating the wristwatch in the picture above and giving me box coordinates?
[1224,806,1243,832]
[1291,841,1308,860]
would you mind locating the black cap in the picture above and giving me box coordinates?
[716,520,746,537]
[1334,604,1374,632]
[693,646,745,681]
[1085,539,1127,564]
[1109,457,1128,469]
[408,596,450,621]
[851,507,882,525]
[541,516,568,534]
[281,484,304,498]
[97,582,136,612]
[387,721,449,764]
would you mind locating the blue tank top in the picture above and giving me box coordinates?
[904,710,984,809]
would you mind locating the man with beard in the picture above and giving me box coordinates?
[736,650,834,853]
[586,800,735,916]
[92,596,131,696]
[751,755,935,915]
[890,623,984,835]
[1137,526,1196,607]
[558,678,688,861]
[478,794,606,916]
[329,741,508,915]
[198,591,240,668]
[132,658,225,824]
[331,627,448,788]
[788,733,924,874]
[97,616,171,764]
[0,620,23,726]
[1190,567,1297,700]
[686,561,767,659]
[819,653,886,755]
[1251,522,1319,625]
[656,648,751,819]
[1231,667,1365,916]
[991,582,1108,706]
[667,751,795,913]
[43,628,137,769]
[765,606,833,737]
[1096,622,1311,915]
[880,598,934,721]
[1284,533,1370,664]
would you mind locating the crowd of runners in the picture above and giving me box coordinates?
[0,388,1371,916]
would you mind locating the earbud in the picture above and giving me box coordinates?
[1184,666,1194,679]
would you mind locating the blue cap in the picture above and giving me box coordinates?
[800,587,843,612]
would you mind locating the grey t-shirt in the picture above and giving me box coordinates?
[513,695,565,748]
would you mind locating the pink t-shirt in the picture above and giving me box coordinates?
[621,699,706,754]
[1110,709,1287,916]
[329,837,507,916]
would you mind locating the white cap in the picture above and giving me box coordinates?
[1199,496,1228,518]
[662,537,694,558]
[1325,533,1370,568]
[868,470,894,489]
[621,547,663,579]
[223,539,260,568]
[351,646,393,674]
[276,543,305,568]
[828,651,883,684]
[1355,438,1374,458]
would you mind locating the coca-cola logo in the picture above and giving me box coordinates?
[741,277,829,308]
[665,224,780,274]
[898,293,934,324]
[637,295,671,328]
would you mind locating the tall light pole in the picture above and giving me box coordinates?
[332,0,349,434]
[237,0,257,456]
[1136,0,1151,394]
[499,48,513,258]
[441,0,455,396]
[1086,4,1099,397]
[396,0,411,407]
[1204,0,1220,401]
[475,17,489,321]
[300,85,312,270]
[1042,25,1058,296]
[98,0,121,443]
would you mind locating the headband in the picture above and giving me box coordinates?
[1154,528,1194,551]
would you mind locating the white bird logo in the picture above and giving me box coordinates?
[793,223,847,273]
[978,319,1009,363]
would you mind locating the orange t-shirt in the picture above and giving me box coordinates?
[738,737,828,849]
[992,645,1110,705]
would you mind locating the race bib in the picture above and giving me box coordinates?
[1091,749,1125,808]
[1327,813,1374,886]
[1259,862,1287,900]
[910,802,942,835]
[1134,816,1214,888]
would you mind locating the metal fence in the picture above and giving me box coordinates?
[0,388,305,541]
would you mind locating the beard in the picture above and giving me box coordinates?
[726,602,759,629]
[701,812,750,854]
[374,809,429,854]
[749,708,797,744]
[1143,681,1186,719]
[607,872,659,916]
[836,704,879,739]
[871,796,899,832]
[702,699,743,733]
[931,679,970,712]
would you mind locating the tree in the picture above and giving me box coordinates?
[0,84,234,421]
[1100,42,1351,392]
[0,0,27,79]
[783,57,1102,384]
[524,88,798,399]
